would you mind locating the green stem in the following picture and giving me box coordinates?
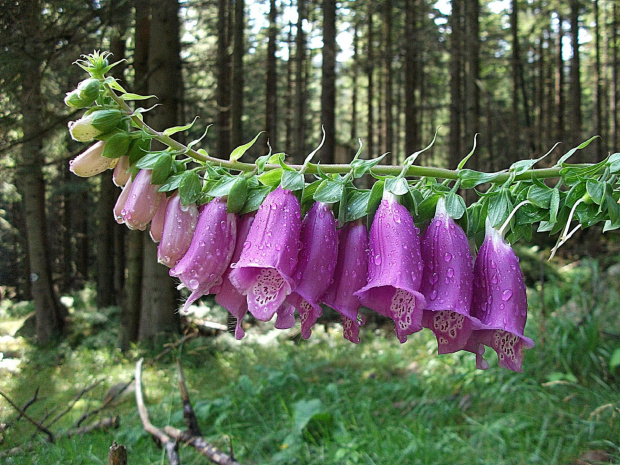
[106,85,564,184]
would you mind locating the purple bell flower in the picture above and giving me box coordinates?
[215,213,255,339]
[157,193,199,268]
[355,192,426,343]
[114,177,133,224]
[149,195,170,243]
[121,169,165,231]
[286,201,338,339]
[322,220,368,343]
[420,197,477,354]
[170,197,237,313]
[229,187,301,322]
[467,220,534,372]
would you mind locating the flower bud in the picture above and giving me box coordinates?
[229,187,301,322]
[323,220,368,343]
[286,202,338,339]
[64,78,101,108]
[113,156,131,187]
[355,192,426,343]
[69,141,117,177]
[149,195,169,243]
[68,109,122,142]
[420,197,478,354]
[121,169,165,230]
[171,198,237,313]
[157,194,199,267]
[466,220,534,372]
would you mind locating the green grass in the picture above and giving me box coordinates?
[1,256,619,465]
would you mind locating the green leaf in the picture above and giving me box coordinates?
[101,132,131,159]
[135,151,167,170]
[350,154,387,178]
[229,132,264,162]
[337,186,349,226]
[606,190,620,224]
[226,177,248,213]
[607,152,620,173]
[367,180,385,215]
[549,189,560,224]
[445,192,466,220]
[609,348,620,371]
[151,154,173,185]
[162,116,199,137]
[258,168,283,188]
[240,186,272,214]
[556,135,600,165]
[314,179,343,204]
[385,177,409,196]
[345,189,371,222]
[281,170,305,191]
[458,169,504,189]
[416,194,441,224]
[158,173,185,193]
[487,190,512,229]
[586,180,605,205]
[178,171,202,205]
[120,92,156,101]
[527,185,552,209]
[302,180,321,206]
[457,134,478,170]
[205,176,238,197]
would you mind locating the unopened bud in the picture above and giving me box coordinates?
[69,141,117,177]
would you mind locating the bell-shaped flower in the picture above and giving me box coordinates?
[149,195,169,243]
[113,177,133,224]
[113,155,131,187]
[215,213,255,339]
[69,141,117,177]
[284,201,338,339]
[322,220,368,343]
[121,169,165,231]
[420,197,477,354]
[157,194,199,267]
[229,187,301,322]
[68,109,122,142]
[467,220,534,372]
[355,192,426,343]
[170,197,237,313]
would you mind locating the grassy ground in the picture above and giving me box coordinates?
[1,253,619,464]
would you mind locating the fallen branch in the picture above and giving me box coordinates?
[0,389,54,442]
[135,358,242,465]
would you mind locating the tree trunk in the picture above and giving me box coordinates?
[217,0,231,158]
[18,0,65,344]
[285,21,294,155]
[569,0,583,153]
[593,0,603,159]
[404,0,418,157]
[366,1,374,158]
[465,0,480,159]
[383,0,393,162]
[555,11,565,144]
[265,0,278,148]
[294,0,307,162]
[449,0,463,168]
[320,0,336,164]
[610,3,618,150]
[231,0,244,149]
[351,15,359,143]
[138,0,181,343]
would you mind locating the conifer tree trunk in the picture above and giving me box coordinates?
[294,0,307,162]
[383,0,393,161]
[351,15,359,143]
[320,0,336,164]
[569,0,583,153]
[217,0,231,158]
[138,0,181,343]
[285,21,294,155]
[404,0,418,157]
[555,11,565,144]
[265,0,278,147]
[593,0,603,159]
[612,3,619,149]
[18,0,65,344]
[449,0,463,168]
[366,1,375,158]
[231,0,245,149]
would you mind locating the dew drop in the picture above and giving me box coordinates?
[430,290,438,301]
[447,268,455,278]
[429,273,439,285]
[243,241,251,250]
[501,289,513,301]
[374,254,382,265]
[188,279,199,290]
[443,252,452,262]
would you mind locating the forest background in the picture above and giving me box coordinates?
[0,0,619,463]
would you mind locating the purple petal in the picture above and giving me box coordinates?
[420,197,476,354]
[286,202,338,339]
[157,194,199,267]
[322,220,368,342]
[121,170,165,231]
[274,303,296,329]
[170,197,237,313]
[114,177,133,224]
[355,194,426,343]
[215,213,256,339]
[467,220,534,372]
[150,195,170,243]
[229,187,301,321]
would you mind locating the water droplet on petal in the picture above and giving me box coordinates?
[430,290,438,301]
[374,254,382,265]
[447,268,455,278]
[501,289,513,301]
[443,252,452,262]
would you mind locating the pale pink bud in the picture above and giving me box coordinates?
[69,141,117,177]
[113,155,131,187]
[120,170,164,231]
[149,195,170,242]
[157,194,199,267]
[114,178,133,224]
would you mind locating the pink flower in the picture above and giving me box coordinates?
[121,170,165,230]
[157,194,199,267]
[69,141,117,177]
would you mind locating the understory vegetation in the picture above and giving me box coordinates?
[1,250,619,465]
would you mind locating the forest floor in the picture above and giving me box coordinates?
[0,250,619,465]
